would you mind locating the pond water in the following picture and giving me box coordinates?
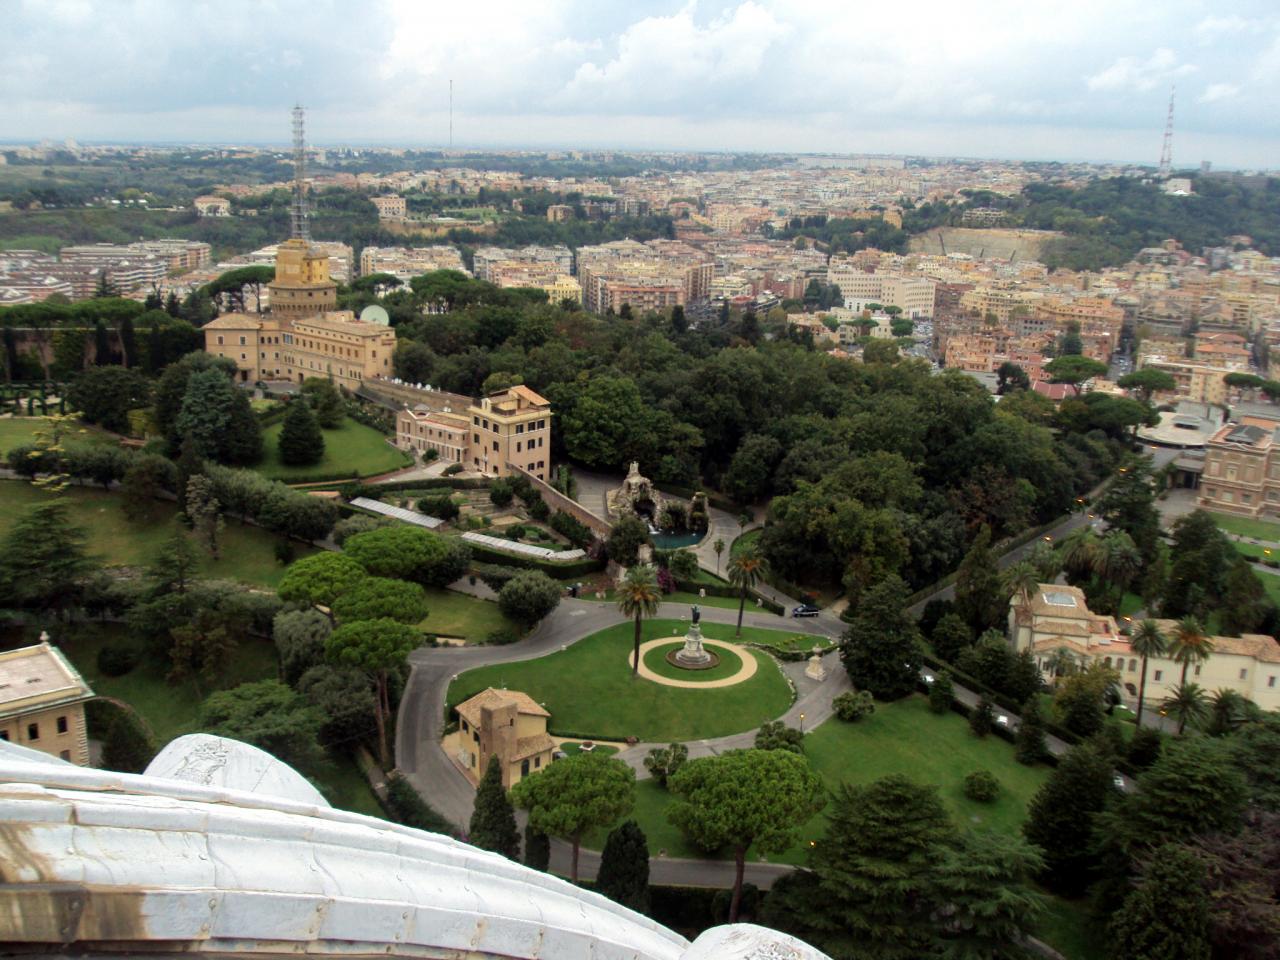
[651,531,703,550]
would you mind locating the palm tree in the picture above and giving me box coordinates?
[1002,560,1041,617]
[727,544,770,638]
[713,538,725,575]
[1058,527,1101,581]
[1128,619,1167,727]
[1169,616,1214,685]
[1095,531,1142,604]
[1205,688,1247,736]
[1044,647,1078,686]
[616,564,662,677]
[1161,683,1208,736]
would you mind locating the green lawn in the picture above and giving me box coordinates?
[0,480,315,588]
[257,416,411,481]
[586,589,747,613]
[731,528,762,557]
[643,640,745,681]
[446,620,795,741]
[0,417,115,456]
[0,621,383,817]
[558,741,619,757]
[1210,511,1280,542]
[417,588,519,642]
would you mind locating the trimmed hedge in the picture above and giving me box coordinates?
[463,541,604,579]
[671,576,785,616]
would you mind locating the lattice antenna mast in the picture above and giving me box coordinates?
[291,104,310,241]
[1158,86,1175,180]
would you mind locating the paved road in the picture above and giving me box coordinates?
[394,597,842,887]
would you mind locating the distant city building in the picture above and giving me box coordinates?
[193,196,232,217]
[359,245,468,281]
[826,259,936,319]
[0,638,93,766]
[370,195,407,219]
[546,204,574,222]
[1199,417,1280,518]
[472,245,573,282]
[576,238,713,314]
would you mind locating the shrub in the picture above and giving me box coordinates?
[963,770,1001,802]
[489,479,514,507]
[505,524,527,540]
[384,776,453,835]
[643,743,689,787]
[928,670,955,714]
[668,550,700,580]
[274,540,297,565]
[656,566,676,594]
[528,496,550,522]
[754,720,803,754]
[969,696,995,738]
[96,643,140,678]
[472,562,524,592]
[550,510,595,549]
[85,699,155,773]
[419,496,459,521]
[833,690,875,722]
[486,627,520,646]
[497,570,561,627]
[443,463,464,476]
[331,514,393,545]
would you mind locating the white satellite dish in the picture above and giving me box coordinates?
[360,304,390,325]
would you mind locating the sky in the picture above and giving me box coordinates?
[3,0,1279,167]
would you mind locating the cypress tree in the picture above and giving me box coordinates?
[93,319,112,365]
[969,696,994,737]
[165,291,181,317]
[278,397,324,467]
[1014,696,1048,765]
[523,823,550,871]
[469,755,519,859]
[596,820,650,913]
[1023,743,1116,895]
[927,670,954,714]
[119,315,137,369]
[1110,845,1211,960]
[3,326,17,382]
[953,526,1005,634]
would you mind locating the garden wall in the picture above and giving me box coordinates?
[509,464,611,538]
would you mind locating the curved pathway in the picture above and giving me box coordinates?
[394,598,846,887]
[629,638,758,688]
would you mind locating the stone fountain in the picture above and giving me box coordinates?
[667,605,720,670]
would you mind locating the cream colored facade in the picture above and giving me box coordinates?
[266,239,338,318]
[0,640,93,766]
[455,687,556,789]
[1009,584,1280,712]
[1199,419,1280,518]
[825,261,936,319]
[371,195,406,219]
[396,384,553,481]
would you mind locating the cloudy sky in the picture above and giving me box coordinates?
[4,0,1279,167]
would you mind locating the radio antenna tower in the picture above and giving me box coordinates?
[1157,85,1175,180]
[291,104,310,241]
[449,80,454,151]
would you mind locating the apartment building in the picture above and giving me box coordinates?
[576,239,714,314]
[0,639,94,766]
[57,243,171,297]
[472,245,572,283]
[546,204,574,222]
[825,260,936,319]
[1199,418,1280,518]
[194,196,231,216]
[488,266,582,305]
[359,245,468,281]
[958,286,1043,323]
[1009,584,1280,712]
[453,687,555,788]
[395,384,553,481]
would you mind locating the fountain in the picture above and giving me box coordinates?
[667,605,721,670]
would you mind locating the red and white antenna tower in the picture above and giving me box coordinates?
[1157,86,1175,180]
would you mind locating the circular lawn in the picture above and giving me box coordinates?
[645,641,742,681]
[445,619,794,742]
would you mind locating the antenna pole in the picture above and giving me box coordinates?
[1158,85,1175,180]
[449,79,453,151]
[291,104,310,241]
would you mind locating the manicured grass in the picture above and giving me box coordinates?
[558,741,619,757]
[446,620,795,741]
[0,417,115,455]
[0,480,315,588]
[257,416,411,481]
[730,528,762,557]
[643,640,745,681]
[320,753,387,818]
[1210,511,1280,542]
[587,589,746,612]
[604,696,1050,867]
[747,632,837,653]
[1036,896,1104,960]
[417,588,518,642]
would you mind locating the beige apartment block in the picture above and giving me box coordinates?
[1199,419,1280,518]
[1009,585,1280,712]
[454,687,555,788]
[371,195,407,219]
[0,639,94,765]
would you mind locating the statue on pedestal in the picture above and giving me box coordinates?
[804,644,827,681]
[674,604,712,666]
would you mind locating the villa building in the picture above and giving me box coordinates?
[0,638,94,766]
[454,687,555,789]
[1199,417,1280,518]
[395,384,552,481]
[1009,583,1280,712]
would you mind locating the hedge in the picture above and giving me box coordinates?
[380,777,456,837]
[342,477,491,498]
[672,576,785,616]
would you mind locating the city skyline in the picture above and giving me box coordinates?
[3,0,1279,168]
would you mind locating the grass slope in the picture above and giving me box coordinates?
[0,417,115,455]
[446,619,795,741]
[0,480,314,588]
[257,416,411,481]
[1211,511,1280,542]
[418,588,518,642]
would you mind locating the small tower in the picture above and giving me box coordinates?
[1157,86,1175,180]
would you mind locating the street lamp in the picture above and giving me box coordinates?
[799,712,806,734]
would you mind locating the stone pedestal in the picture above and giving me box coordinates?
[804,646,827,681]
[674,621,713,667]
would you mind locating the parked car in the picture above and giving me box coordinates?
[791,604,821,618]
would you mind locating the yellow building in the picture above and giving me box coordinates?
[455,687,555,788]
[0,638,94,765]
[204,238,396,389]
[396,384,553,481]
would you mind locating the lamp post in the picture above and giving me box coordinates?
[799,712,805,735]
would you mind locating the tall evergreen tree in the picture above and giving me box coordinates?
[1110,845,1212,960]
[840,574,922,700]
[93,319,112,366]
[953,526,1005,634]
[1014,696,1048,764]
[1023,742,1117,895]
[278,397,325,466]
[119,314,137,369]
[596,820,651,914]
[174,367,262,465]
[469,755,520,859]
[523,823,550,871]
[0,502,94,612]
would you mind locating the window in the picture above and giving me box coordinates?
[1153,670,1163,682]
[473,416,479,425]
[56,716,67,734]
[473,434,480,444]
[1240,668,1248,680]
[59,750,71,762]
[516,442,522,452]
[493,441,499,452]
[26,723,38,741]
[472,731,479,743]
[521,759,530,777]
[239,336,246,346]
[0,731,8,741]
[516,424,524,434]
[534,756,541,768]
[216,335,224,345]
[1195,665,1202,676]
[1270,676,1276,688]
